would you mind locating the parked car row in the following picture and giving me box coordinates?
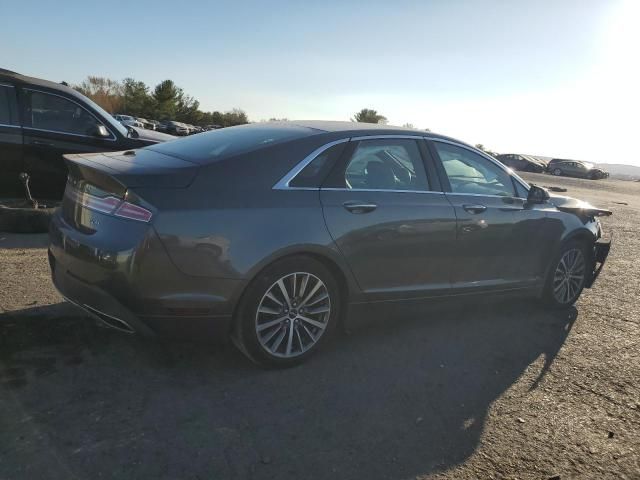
[496,153,547,173]
[0,69,175,198]
[496,153,609,180]
[111,114,219,136]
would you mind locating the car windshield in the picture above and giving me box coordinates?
[79,96,128,136]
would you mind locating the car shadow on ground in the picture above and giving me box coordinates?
[0,297,576,480]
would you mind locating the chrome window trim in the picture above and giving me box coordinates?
[23,88,118,141]
[349,134,427,141]
[22,126,116,141]
[445,192,525,200]
[0,83,15,88]
[273,138,349,190]
[0,123,20,129]
[321,187,445,195]
[427,137,531,193]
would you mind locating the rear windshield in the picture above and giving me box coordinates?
[146,124,315,164]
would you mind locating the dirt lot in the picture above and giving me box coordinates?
[1,173,639,480]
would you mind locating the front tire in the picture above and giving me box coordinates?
[234,256,341,367]
[553,168,563,176]
[541,241,590,308]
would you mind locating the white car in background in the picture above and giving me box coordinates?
[113,114,143,128]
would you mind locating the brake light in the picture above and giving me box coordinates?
[65,186,153,222]
[114,202,153,222]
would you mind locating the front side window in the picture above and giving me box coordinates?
[25,90,106,137]
[343,139,429,191]
[434,142,515,197]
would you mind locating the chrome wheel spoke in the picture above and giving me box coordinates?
[299,274,309,299]
[265,291,283,306]
[277,279,292,309]
[262,324,283,345]
[271,326,288,352]
[306,305,330,315]
[257,316,287,332]
[298,314,326,330]
[258,305,281,315]
[299,279,322,308]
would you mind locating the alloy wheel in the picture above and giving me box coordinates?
[255,272,331,358]
[553,168,562,176]
[553,248,586,304]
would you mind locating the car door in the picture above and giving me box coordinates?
[320,136,457,299]
[0,82,23,196]
[19,88,118,198]
[429,140,547,291]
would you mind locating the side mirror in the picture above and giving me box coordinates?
[93,125,110,138]
[527,184,550,204]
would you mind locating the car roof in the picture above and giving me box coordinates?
[0,68,93,103]
[231,121,466,149]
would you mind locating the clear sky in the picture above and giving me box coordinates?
[2,0,639,165]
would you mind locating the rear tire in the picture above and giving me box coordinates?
[553,168,563,176]
[541,240,591,308]
[233,256,341,367]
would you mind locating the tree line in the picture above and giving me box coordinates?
[75,76,249,127]
[74,77,455,142]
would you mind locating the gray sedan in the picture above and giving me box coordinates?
[48,121,612,366]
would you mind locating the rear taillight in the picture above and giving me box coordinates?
[65,186,153,223]
[113,202,153,222]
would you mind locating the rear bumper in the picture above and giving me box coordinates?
[586,237,611,288]
[48,212,240,340]
[49,249,234,339]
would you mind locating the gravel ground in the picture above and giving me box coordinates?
[0,173,638,480]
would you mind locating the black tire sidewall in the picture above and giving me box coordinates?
[235,255,341,367]
[542,240,591,308]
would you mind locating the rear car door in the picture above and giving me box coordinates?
[320,136,457,299]
[0,82,23,196]
[430,140,546,291]
[19,88,119,198]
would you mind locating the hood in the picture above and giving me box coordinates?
[549,194,612,217]
[130,126,176,143]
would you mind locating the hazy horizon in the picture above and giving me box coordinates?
[2,0,639,166]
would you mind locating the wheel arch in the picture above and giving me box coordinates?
[229,245,358,332]
[542,227,597,288]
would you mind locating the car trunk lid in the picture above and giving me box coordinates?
[62,150,198,233]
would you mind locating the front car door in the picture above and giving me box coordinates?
[0,82,23,196]
[429,140,549,292]
[19,88,119,198]
[320,136,457,299]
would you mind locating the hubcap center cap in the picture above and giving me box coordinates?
[289,309,297,318]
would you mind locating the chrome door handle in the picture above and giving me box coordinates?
[31,140,54,147]
[343,201,378,214]
[462,204,487,214]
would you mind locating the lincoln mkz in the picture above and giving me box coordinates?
[48,121,612,366]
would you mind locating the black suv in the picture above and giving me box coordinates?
[0,69,175,199]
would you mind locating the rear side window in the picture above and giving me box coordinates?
[0,85,17,125]
[343,139,429,191]
[147,124,315,164]
[289,141,347,188]
[24,90,105,137]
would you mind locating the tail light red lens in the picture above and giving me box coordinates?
[114,202,153,222]
[65,186,153,223]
